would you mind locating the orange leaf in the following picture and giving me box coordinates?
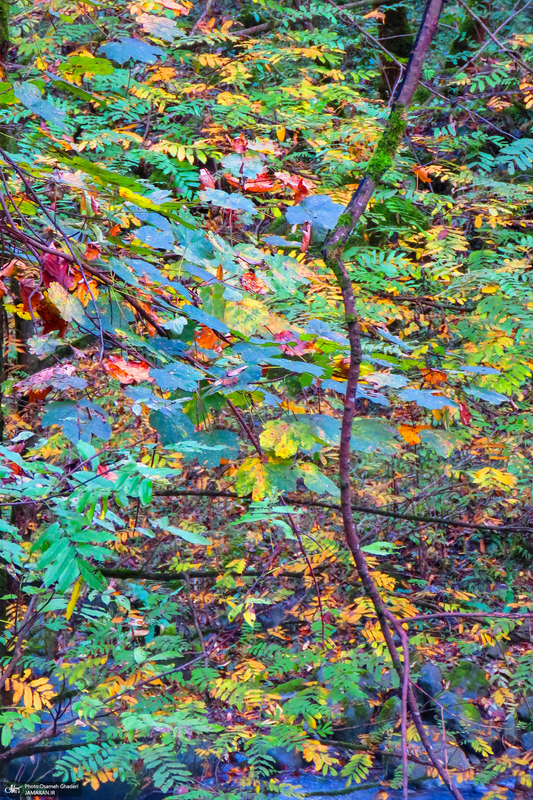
[363,8,386,20]
[398,424,428,445]
[411,165,432,183]
[85,242,101,261]
[195,324,222,351]
[240,270,268,295]
[104,356,154,385]
[301,221,312,253]
[420,368,447,386]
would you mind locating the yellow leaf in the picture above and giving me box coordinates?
[23,685,33,708]
[276,127,286,142]
[474,215,483,228]
[12,681,23,705]
[481,285,498,294]
[66,576,83,620]
[259,420,316,458]
[243,607,256,627]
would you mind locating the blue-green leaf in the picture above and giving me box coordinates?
[100,38,165,64]
[400,389,459,410]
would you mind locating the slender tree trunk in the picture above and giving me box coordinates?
[0,0,8,73]
[375,3,414,99]
[322,0,466,798]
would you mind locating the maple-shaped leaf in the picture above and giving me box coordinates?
[235,457,270,500]
[240,271,268,295]
[420,368,447,386]
[400,388,459,410]
[259,420,317,458]
[19,280,67,337]
[46,282,85,325]
[138,14,183,42]
[398,424,427,445]
[222,153,264,179]
[285,195,344,230]
[14,82,67,130]
[235,457,296,500]
[100,38,165,65]
[104,356,154,385]
[419,429,458,456]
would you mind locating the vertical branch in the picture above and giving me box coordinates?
[322,0,465,797]
[0,0,8,73]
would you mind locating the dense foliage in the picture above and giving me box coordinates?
[1,0,533,797]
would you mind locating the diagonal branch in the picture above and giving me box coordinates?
[321,0,466,797]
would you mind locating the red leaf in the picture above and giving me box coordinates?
[41,251,74,289]
[19,279,68,337]
[97,464,118,481]
[460,403,472,426]
[225,173,280,193]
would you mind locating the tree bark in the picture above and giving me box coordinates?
[322,0,465,798]
[0,0,8,72]
[375,3,414,99]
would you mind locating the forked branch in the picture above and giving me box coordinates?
[321,0,466,798]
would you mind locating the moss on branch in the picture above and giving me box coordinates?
[365,105,407,181]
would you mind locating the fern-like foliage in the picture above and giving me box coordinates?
[142,743,193,793]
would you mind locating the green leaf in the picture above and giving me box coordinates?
[14,82,67,130]
[285,195,344,229]
[139,478,153,505]
[52,153,146,192]
[59,55,114,76]
[139,15,182,41]
[47,282,86,325]
[149,363,203,392]
[0,81,17,104]
[181,304,230,334]
[419,429,457,456]
[351,418,399,454]
[361,542,401,555]
[100,38,165,65]
[259,420,317,458]
[265,357,323,377]
[400,389,459,410]
[149,410,195,445]
[166,525,211,545]
[37,538,68,570]
[296,414,341,446]
[1,724,12,747]
[464,387,509,405]
[296,463,339,497]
